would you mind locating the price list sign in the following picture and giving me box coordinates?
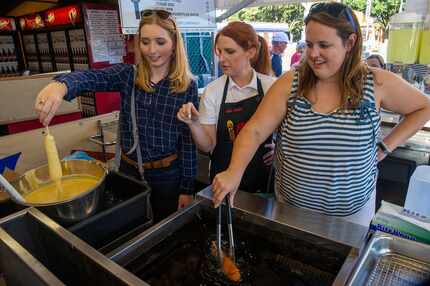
[119,0,216,34]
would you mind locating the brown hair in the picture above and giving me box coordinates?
[366,54,385,69]
[136,12,193,93]
[215,21,272,75]
[298,2,368,108]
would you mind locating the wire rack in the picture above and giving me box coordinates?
[366,253,430,286]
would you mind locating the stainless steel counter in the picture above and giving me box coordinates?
[380,125,430,154]
[0,184,370,285]
[198,186,369,250]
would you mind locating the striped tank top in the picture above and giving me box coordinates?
[274,71,380,216]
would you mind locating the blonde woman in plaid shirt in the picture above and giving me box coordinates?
[35,9,198,222]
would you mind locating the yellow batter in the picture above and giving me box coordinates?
[44,127,63,182]
[23,175,98,204]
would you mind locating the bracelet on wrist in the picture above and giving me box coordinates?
[377,141,392,155]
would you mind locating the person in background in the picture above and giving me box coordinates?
[177,21,276,194]
[34,9,198,222]
[366,54,385,69]
[271,31,289,77]
[211,2,430,226]
[290,40,306,68]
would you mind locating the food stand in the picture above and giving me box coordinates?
[0,0,429,285]
[0,3,125,137]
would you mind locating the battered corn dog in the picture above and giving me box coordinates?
[211,241,241,282]
[44,127,63,181]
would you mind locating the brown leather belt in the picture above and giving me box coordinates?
[121,153,178,169]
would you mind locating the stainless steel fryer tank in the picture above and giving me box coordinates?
[108,190,366,286]
[0,188,367,286]
[0,207,148,286]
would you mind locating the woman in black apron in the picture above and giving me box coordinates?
[177,21,275,194]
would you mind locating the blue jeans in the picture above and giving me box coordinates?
[119,160,181,223]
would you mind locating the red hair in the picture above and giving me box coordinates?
[216,21,271,75]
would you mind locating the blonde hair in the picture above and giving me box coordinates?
[136,13,193,93]
[298,3,368,109]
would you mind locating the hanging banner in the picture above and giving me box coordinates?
[18,14,45,30]
[118,0,216,34]
[44,5,82,27]
[0,17,16,31]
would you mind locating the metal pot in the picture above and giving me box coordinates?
[11,159,107,224]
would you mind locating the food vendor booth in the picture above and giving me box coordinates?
[0,0,429,285]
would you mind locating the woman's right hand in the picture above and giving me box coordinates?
[212,169,241,208]
[177,102,199,125]
[35,82,67,126]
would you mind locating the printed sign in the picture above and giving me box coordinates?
[118,0,216,34]
[44,5,82,27]
[19,14,45,30]
[84,9,125,64]
[0,17,16,31]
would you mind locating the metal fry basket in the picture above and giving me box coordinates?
[346,231,430,286]
[366,253,430,286]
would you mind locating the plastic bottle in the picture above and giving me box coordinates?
[387,12,424,64]
[419,14,430,64]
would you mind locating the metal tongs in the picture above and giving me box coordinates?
[216,193,235,265]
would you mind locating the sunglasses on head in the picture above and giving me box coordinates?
[141,9,172,19]
[308,2,357,32]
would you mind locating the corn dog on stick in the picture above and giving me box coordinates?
[44,127,63,182]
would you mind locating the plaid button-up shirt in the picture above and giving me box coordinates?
[55,64,198,193]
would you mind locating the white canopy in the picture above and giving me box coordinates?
[215,0,317,21]
[216,0,316,10]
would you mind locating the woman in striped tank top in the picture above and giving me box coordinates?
[211,2,430,226]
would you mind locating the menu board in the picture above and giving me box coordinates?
[69,29,88,70]
[51,31,68,54]
[84,8,124,65]
[118,0,216,34]
[36,33,53,73]
[0,35,18,76]
[23,34,39,72]
[0,36,15,54]
[51,31,70,71]
[23,34,36,59]
[36,33,49,56]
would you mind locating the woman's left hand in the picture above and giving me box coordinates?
[263,142,275,166]
[178,194,194,209]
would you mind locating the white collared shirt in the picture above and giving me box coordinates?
[199,69,275,125]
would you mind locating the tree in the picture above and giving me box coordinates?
[229,4,305,42]
[344,0,401,34]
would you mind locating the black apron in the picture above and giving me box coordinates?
[210,77,272,193]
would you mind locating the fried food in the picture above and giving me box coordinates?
[210,241,241,282]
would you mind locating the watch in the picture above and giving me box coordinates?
[377,141,392,155]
